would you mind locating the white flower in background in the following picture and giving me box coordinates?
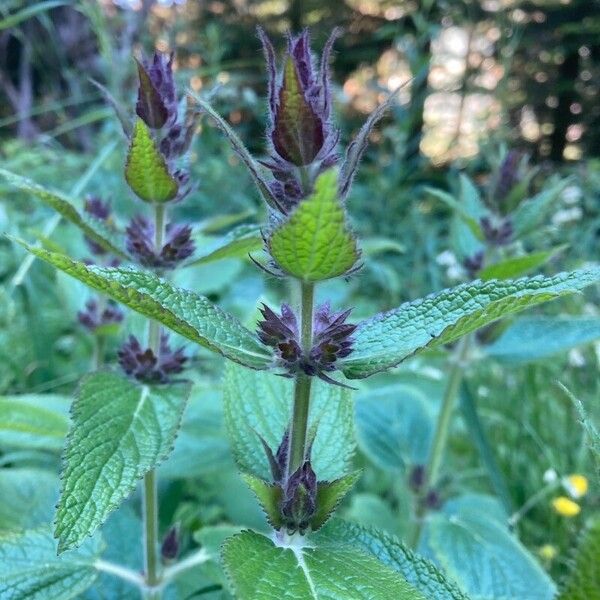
[543,468,558,484]
[568,347,586,368]
[561,185,582,205]
[552,206,582,226]
[436,249,464,280]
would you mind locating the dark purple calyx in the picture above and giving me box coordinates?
[463,250,485,278]
[281,461,317,533]
[257,301,355,386]
[493,149,523,204]
[125,216,195,269]
[480,215,513,246]
[160,524,180,562]
[83,196,112,257]
[136,52,177,130]
[118,333,187,384]
[258,28,340,211]
[77,298,123,332]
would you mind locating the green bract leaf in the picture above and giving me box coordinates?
[268,170,360,281]
[187,224,262,266]
[223,362,354,481]
[558,518,600,600]
[0,527,103,600]
[485,316,600,363]
[317,520,469,600]
[241,473,284,529]
[12,241,273,370]
[341,267,600,379]
[0,168,128,258]
[311,472,361,531]
[0,469,58,531]
[478,246,566,281]
[0,394,69,451]
[125,119,178,203]
[422,496,555,600]
[55,371,191,553]
[222,529,424,599]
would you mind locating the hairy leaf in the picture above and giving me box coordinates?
[222,529,424,599]
[0,527,103,600]
[241,473,284,529]
[317,520,469,600]
[485,316,600,363]
[125,119,178,203]
[55,371,191,553]
[311,472,361,531]
[268,170,359,281]
[341,267,600,378]
[12,241,272,370]
[0,168,128,258]
[223,362,354,481]
[558,519,600,600]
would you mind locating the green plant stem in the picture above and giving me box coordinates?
[410,335,471,548]
[142,202,167,598]
[287,281,315,477]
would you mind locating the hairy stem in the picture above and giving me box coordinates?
[142,203,167,598]
[410,335,471,547]
[287,281,315,477]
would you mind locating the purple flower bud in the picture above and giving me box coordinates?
[83,196,112,256]
[281,461,317,533]
[135,52,177,129]
[257,301,355,385]
[118,333,187,384]
[463,250,485,278]
[408,465,426,493]
[77,298,124,332]
[125,216,195,269]
[161,524,180,562]
[493,149,523,203]
[480,216,513,246]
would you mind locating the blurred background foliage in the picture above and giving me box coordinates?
[1,0,600,593]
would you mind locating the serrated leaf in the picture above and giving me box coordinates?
[241,473,284,529]
[479,246,566,280]
[341,267,600,379]
[222,529,424,599]
[355,384,434,471]
[422,497,555,600]
[55,371,191,553]
[268,170,359,281]
[223,362,354,481]
[558,519,600,600]
[311,472,360,531]
[0,395,69,451]
[0,469,58,531]
[125,119,178,203]
[0,168,128,258]
[12,241,273,370]
[187,224,262,266]
[0,527,103,600]
[316,519,469,600]
[485,316,600,363]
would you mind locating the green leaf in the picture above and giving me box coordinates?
[355,384,434,471]
[317,519,469,600]
[268,170,359,281]
[311,472,361,531]
[0,1,68,31]
[55,371,191,553]
[0,527,103,600]
[422,496,555,600]
[125,119,178,203]
[187,224,262,266]
[0,469,58,531]
[11,241,273,370]
[511,178,570,237]
[478,246,566,280]
[0,168,128,258]
[558,518,600,600]
[222,529,424,599]
[241,473,284,529]
[0,394,69,451]
[425,186,484,240]
[485,316,600,363]
[341,266,600,379]
[223,362,354,481]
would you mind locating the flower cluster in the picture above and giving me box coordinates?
[77,299,123,332]
[118,333,187,384]
[257,301,356,386]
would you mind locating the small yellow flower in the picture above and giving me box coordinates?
[552,496,581,517]
[564,474,589,499]
[539,544,558,561]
